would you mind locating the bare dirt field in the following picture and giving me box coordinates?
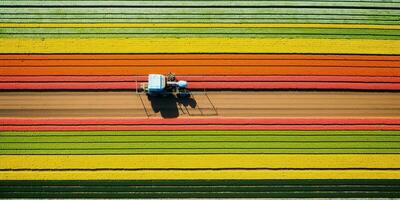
[1,91,400,118]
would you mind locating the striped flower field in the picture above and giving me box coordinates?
[1,0,400,198]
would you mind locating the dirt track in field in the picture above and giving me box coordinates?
[1,91,400,118]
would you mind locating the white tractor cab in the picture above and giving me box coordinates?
[142,73,190,98]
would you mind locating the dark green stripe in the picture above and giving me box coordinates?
[1,180,399,198]
[2,192,399,198]
[2,185,400,192]
[1,192,399,198]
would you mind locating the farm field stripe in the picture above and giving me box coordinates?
[3,118,400,125]
[3,125,400,131]
[1,137,400,154]
[2,130,399,136]
[1,38,399,54]
[1,54,399,60]
[2,54,400,76]
[2,179,397,186]
[2,170,400,180]
[1,91,398,118]
[3,148,400,154]
[2,28,400,40]
[2,76,400,83]
[2,141,399,149]
[2,66,400,76]
[1,180,399,199]
[3,135,399,142]
[1,155,399,169]
[3,8,399,16]
[2,23,400,29]
[2,1,400,7]
[191,82,400,90]
[3,59,400,68]
[6,35,400,41]
[3,19,399,24]
[2,82,400,90]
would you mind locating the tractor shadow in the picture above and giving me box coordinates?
[147,94,197,118]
